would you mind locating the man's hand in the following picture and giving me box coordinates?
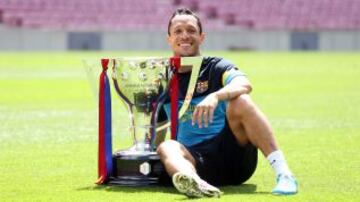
[192,93,219,128]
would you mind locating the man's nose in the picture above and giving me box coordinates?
[180,31,190,39]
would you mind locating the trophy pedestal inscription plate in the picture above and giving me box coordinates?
[109,150,165,186]
[84,56,202,186]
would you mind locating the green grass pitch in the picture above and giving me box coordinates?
[0,51,359,201]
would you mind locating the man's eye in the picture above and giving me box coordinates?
[188,29,196,34]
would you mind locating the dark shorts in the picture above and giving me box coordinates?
[185,119,258,186]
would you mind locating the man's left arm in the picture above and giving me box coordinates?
[214,75,252,101]
[192,76,252,128]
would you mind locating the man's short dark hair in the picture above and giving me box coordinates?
[167,8,203,35]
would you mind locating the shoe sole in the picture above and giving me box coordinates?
[172,173,221,198]
[172,173,204,198]
[272,190,298,195]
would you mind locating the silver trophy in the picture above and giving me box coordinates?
[109,57,172,185]
[84,56,202,186]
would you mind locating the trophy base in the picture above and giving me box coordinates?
[108,150,167,186]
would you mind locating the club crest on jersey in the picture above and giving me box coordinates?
[196,81,208,94]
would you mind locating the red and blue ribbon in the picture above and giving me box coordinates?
[170,57,180,140]
[96,59,113,184]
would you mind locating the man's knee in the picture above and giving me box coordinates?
[156,139,181,158]
[228,94,257,120]
[157,140,195,165]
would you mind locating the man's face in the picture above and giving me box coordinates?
[167,15,205,57]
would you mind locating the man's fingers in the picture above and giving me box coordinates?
[192,107,203,127]
[209,106,214,123]
[193,99,218,128]
[203,107,210,128]
[192,108,198,126]
[192,106,207,128]
[196,107,203,128]
[193,106,213,128]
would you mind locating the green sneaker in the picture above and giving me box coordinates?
[172,172,222,198]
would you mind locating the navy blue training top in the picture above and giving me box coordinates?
[160,56,246,146]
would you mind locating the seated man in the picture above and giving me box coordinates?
[157,8,298,198]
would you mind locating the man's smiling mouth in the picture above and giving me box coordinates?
[179,43,192,47]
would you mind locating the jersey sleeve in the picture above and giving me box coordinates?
[212,58,246,87]
[222,68,246,86]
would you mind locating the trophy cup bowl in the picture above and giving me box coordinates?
[109,57,171,186]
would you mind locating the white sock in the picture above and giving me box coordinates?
[267,150,292,177]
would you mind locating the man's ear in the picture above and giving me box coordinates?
[200,32,205,43]
[167,34,172,45]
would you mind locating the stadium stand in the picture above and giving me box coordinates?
[0,0,359,31]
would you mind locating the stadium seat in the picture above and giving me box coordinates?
[0,0,359,31]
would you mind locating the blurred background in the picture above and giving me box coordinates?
[0,0,360,52]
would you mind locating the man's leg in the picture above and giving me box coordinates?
[227,94,277,156]
[227,94,298,195]
[157,140,221,198]
[157,140,196,176]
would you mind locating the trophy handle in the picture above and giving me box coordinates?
[113,77,134,106]
[111,60,138,143]
[150,85,170,148]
